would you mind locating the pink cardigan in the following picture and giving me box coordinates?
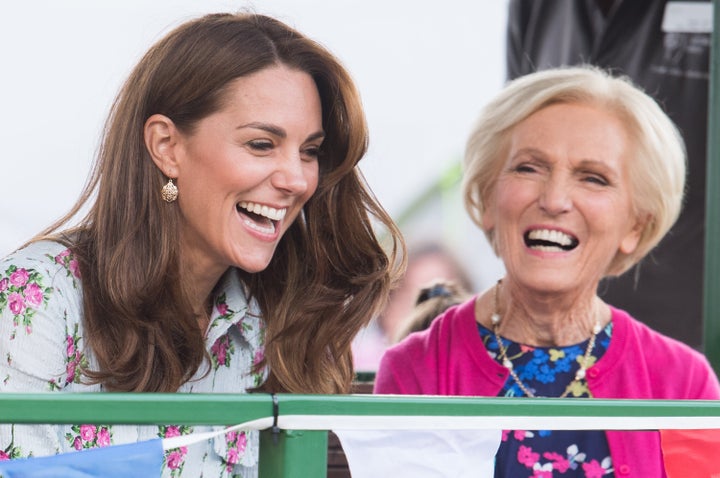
[374,297,720,477]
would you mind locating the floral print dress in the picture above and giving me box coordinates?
[479,323,615,478]
[0,241,267,477]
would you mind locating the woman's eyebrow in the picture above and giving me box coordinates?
[237,122,325,142]
[237,122,286,138]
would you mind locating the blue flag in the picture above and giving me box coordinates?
[0,438,163,478]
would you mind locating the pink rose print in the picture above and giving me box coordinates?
[0,441,24,461]
[227,448,239,466]
[9,269,29,287]
[582,460,607,478]
[212,337,228,366]
[517,445,540,468]
[50,249,81,282]
[8,292,26,316]
[217,302,228,316]
[96,427,111,447]
[80,424,96,442]
[65,424,111,450]
[54,249,70,264]
[23,282,43,308]
[2,265,52,338]
[254,349,264,366]
[513,429,527,441]
[164,425,181,438]
[68,259,81,279]
[211,294,238,328]
[67,336,75,357]
[166,450,184,470]
[224,430,248,472]
[210,336,234,370]
[63,324,87,385]
[160,425,191,476]
[66,361,76,383]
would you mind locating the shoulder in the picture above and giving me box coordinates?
[1,241,86,391]
[1,240,83,334]
[376,297,478,381]
[609,307,719,398]
[612,307,704,360]
[1,241,82,285]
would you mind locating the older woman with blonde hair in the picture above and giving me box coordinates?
[375,66,720,477]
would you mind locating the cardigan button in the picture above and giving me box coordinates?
[588,368,599,378]
[618,464,631,475]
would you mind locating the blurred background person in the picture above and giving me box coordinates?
[353,242,473,371]
[393,279,471,343]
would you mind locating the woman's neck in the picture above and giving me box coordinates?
[182,259,226,334]
[476,279,610,347]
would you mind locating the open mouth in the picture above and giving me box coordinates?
[237,201,287,234]
[524,228,579,252]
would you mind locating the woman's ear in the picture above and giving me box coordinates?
[481,191,495,233]
[619,213,649,255]
[144,114,180,177]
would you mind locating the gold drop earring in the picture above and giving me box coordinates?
[161,178,178,202]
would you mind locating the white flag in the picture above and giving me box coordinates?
[334,429,501,477]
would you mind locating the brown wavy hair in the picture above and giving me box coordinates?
[34,12,404,393]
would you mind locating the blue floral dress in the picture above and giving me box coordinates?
[0,241,268,477]
[479,323,615,478]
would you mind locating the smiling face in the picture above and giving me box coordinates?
[171,65,323,280]
[482,102,644,294]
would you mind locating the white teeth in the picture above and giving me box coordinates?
[242,216,276,234]
[534,245,561,252]
[527,229,574,246]
[238,201,287,221]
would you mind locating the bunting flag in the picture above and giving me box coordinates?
[0,439,164,478]
[660,429,720,478]
[0,419,270,478]
[2,413,720,477]
[335,429,501,478]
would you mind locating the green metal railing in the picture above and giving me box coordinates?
[2,393,720,477]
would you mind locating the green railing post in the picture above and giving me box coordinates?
[704,0,720,373]
[259,429,327,478]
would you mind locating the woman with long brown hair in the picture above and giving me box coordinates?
[0,12,402,476]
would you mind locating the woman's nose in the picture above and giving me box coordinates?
[538,176,572,215]
[271,153,311,195]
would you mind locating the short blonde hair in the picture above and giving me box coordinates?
[462,66,686,276]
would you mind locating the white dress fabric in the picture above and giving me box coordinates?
[0,240,267,477]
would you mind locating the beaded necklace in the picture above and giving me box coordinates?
[490,280,601,398]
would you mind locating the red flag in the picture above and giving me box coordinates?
[661,429,720,478]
